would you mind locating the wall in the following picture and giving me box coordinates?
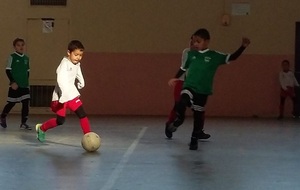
[80,53,293,117]
[0,1,299,117]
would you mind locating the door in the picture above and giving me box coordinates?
[26,18,70,85]
[25,18,70,113]
[294,22,300,116]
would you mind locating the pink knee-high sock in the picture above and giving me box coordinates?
[41,118,57,132]
[80,117,91,134]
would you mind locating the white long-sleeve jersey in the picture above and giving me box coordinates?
[52,57,85,103]
[279,70,299,90]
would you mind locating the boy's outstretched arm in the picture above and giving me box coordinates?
[168,68,186,87]
[228,37,250,61]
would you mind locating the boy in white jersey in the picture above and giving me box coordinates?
[278,59,299,119]
[166,28,250,150]
[36,40,91,142]
[165,38,194,129]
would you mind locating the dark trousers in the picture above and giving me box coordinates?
[279,96,297,116]
[1,99,29,124]
[174,88,208,137]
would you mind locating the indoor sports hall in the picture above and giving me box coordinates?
[0,1,300,190]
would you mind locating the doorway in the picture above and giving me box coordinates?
[25,18,70,113]
[26,18,70,85]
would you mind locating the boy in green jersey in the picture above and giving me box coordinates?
[166,28,250,150]
[0,38,31,130]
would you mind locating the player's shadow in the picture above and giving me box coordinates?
[19,132,50,147]
[19,132,101,156]
[19,133,81,148]
[46,140,82,148]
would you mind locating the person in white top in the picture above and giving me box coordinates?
[35,40,92,142]
[165,38,194,129]
[278,59,300,119]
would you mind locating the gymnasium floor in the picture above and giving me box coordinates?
[0,114,300,190]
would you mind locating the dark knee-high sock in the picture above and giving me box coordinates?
[175,94,191,125]
[21,100,29,124]
[192,111,205,137]
[279,97,285,116]
[167,105,177,124]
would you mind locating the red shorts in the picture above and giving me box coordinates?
[174,80,184,102]
[50,97,83,116]
[280,87,295,98]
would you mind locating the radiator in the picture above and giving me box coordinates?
[30,85,54,107]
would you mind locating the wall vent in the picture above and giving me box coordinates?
[30,85,54,107]
[30,0,67,6]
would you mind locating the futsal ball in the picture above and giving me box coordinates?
[81,132,101,152]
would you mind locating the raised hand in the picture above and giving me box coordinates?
[242,37,251,47]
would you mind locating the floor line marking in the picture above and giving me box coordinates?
[101,127,147,190]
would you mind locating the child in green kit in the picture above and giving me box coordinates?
[166,28,250,150]
[0,38,31,130]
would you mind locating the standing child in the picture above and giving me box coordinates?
[278,59,299,119]
[0,38,31,130]
[36,40,91,142]
[165,38,194,130]
[165,28,250,150]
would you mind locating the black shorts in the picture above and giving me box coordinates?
[181,88,208,112]
[7,87,30,103]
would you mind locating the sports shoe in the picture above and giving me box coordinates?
[20,123,32,130]
[197,131,211,139]
[165,122,180,139]
[36,124,46,142]
[165,116,184,138]
[189,137,198,150]
[165,123,173,139]
[0,117,7,128]
[193,130,211,140]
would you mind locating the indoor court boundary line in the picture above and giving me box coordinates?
[101,127,148,190]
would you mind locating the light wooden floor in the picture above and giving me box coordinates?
[0,114,300,190]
